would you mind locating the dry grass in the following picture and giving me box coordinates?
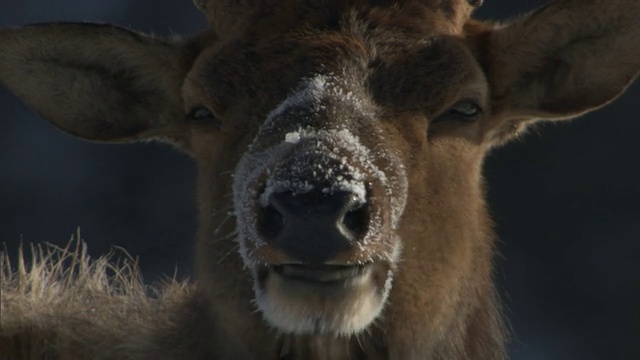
[0,234,193,359]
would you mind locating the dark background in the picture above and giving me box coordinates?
[1,1,638,359]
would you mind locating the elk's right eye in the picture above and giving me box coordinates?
[187,106,221,128]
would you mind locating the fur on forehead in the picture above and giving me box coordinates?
[195,0,483,38]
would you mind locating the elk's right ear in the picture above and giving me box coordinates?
[0,23,196,142]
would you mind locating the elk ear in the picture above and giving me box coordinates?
[470,0,640,143]
[0,23,193,142]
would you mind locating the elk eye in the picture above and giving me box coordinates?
[433,101,482,124]
[187,106,220,128]
[450,101,480,117]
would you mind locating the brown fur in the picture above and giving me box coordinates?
[1,0,639,359]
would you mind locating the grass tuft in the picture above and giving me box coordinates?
[0,232,193,359]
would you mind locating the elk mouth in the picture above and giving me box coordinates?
[272,263,371,284]
[254,260,392,336]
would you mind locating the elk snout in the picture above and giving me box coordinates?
[260,189,369,263]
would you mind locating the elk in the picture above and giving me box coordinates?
[1,0,639,358]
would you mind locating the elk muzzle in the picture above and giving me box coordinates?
[231,77,408,335]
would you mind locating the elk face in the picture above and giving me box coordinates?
[219,30,491,334]
[184,2,493,338]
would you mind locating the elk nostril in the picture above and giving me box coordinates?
[341,204,369,239]
[261,204,285,240]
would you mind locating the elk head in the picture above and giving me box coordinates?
[1,0,638,357]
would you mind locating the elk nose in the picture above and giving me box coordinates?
[261,190,369,263]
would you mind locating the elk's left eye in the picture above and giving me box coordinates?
[433,101,482,123]
[450,102,480,117]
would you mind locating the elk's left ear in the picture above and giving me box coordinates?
[468,0,640,143]
[0,23,195,142]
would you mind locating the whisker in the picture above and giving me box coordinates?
[208,229,237,244]
[210,205,234,217]
[217,244,239,264]
[213,215,235,235]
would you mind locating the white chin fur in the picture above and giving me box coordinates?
[253,268,393,336]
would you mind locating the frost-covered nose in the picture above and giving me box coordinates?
[261,189,369,263]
